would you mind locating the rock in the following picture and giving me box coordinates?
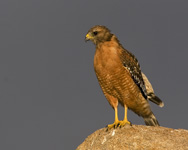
[76,125,188,150]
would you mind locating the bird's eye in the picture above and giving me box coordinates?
[93,31,98,35]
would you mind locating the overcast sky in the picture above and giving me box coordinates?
[0,0,188,150]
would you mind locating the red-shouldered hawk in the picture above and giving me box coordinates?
[85,25,164,129]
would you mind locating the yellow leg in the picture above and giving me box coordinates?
[119,105,131,127]
[107,107,121,129]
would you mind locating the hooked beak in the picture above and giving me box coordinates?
[85,33,92,42]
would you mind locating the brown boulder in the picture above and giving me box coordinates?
[77,125,188,150]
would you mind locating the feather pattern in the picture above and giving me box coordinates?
[120,49,148,100]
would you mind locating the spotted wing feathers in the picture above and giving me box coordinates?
[120,49,148,100]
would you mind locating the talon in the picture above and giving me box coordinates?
[119,120,131,128]
[106,106,131,130]
[107,120,121,130]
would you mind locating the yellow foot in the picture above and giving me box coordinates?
[107,120,121,130]
[119,120,131,127]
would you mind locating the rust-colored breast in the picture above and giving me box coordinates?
[94,41,151,116]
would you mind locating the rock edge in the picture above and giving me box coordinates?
[77,125,188,150]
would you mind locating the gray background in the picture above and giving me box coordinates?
[0,0,188,149]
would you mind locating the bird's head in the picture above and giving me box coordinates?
[85,25,113,45]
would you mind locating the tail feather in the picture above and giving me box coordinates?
[144,114,160,126]
[141,72,164,108]
[148,93,164,108]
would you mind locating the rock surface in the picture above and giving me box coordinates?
[77,125,188,150]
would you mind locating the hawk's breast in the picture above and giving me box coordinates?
[93,43,144,109]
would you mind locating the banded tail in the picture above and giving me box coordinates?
[144,114,159,126]
[142,72,164,107]
[148,93,164,107]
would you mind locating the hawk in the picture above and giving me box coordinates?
[85,25,164,129]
